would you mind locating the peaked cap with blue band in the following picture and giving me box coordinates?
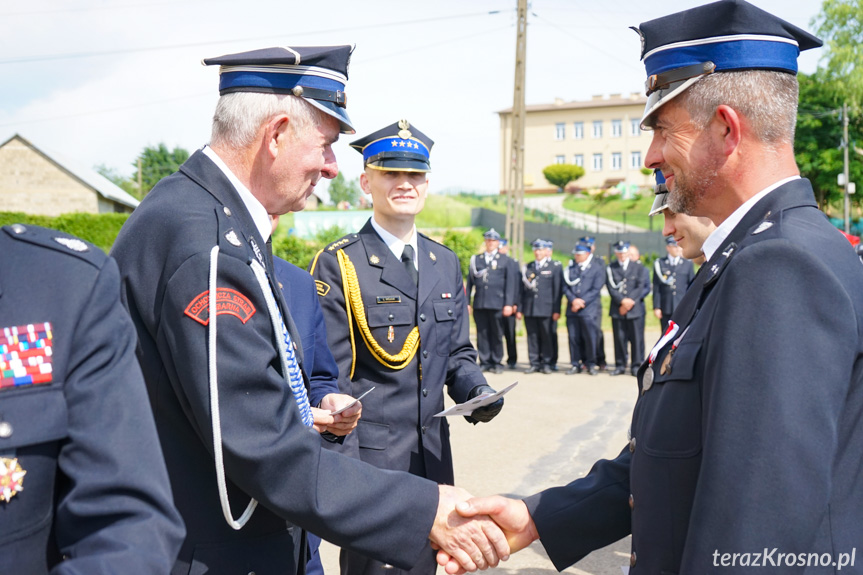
[202,45,356,134]
[531,239,553,250]
[614,240,631,253]
[350,119,433,172]
[649,169,670,216]
[634,0,822,127]
[573,242,591,254]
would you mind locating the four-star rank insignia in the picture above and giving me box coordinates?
[0,457,25,503]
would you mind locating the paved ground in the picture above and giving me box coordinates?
[319,328,661,575]
[523,195,648,235]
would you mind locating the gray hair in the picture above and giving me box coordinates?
[210,92,326,149]
[677,70,799,145]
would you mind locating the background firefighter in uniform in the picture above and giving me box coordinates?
[309,120,504,575]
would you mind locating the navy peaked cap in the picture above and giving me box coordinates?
[665,236,679,246]
[614,241,631,253]
[573,243,591,254]
[531,239,553,249]
[579,236,596,245]
[350,120,434,173]
[483,229,501,240]
[635,0,822,125]
[203,45,356,134]
[649,169,669,216]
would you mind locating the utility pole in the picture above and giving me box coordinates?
[505,0,527,262]
[843,102,850,233]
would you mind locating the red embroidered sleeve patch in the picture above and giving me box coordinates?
[184,288,256,326]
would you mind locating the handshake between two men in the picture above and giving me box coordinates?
[432,490,537,573]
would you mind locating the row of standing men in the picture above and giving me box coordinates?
[467,231,695,378]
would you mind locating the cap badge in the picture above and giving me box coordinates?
[398,119,412,139]
[53,237,88,252]
[0,457,26,503]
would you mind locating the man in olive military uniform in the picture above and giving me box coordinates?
[309,120,504,575]
[467,229,517,374]
[111,48,509,575]
[563,242,605,375]
[0,224,185,574]
[606,241,650,376]
[440,3,863,575]
[518,239,563,374]
[652,236,695,332]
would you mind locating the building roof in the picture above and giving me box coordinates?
[497,92,648,115]
[1,134,140,210]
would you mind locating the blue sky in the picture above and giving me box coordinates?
[0,0,825,195]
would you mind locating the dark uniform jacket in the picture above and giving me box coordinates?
[0,225,184,574]
[520,259,563,317]
[111,151,438,575]
[273,256,339,407]
[309,220,485,485]
[606,260,650,319]
[562,257,605,319]
[466,251,517,310]
[524,179,863,574]
[652,255,695,316]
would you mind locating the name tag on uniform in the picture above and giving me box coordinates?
[540,270,552,275]
[376,296,401,304]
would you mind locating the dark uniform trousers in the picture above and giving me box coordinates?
[652,256,695,333]
[111,151,440,575]
[523,179,863,574]
[467,251,516,369]
[521,260,563,369]
[563,259,605,368]
[503,257,522,366]
[606,261,650,370]
[310,220,486,575]
[0,225,185,574]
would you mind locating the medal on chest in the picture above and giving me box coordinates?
[0,457,26,503]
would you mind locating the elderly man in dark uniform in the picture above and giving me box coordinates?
[518,239,562,375]
[111,48,509,575]
[563,242,605,375]
[467,228,517,374]
[309,119,504,575]
[498,238,521,369]
[441,3,863,575]
[0,225,185,573]
[652,236,695,332]
[606,241,650,376]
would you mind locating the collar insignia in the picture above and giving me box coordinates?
[369,254,380,264]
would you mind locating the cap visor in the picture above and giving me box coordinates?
[366,158,430,173]
[307,98,355,134]
[648,192,669,216]
[640,76,702,129]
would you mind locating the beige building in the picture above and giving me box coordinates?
[498,92,652,193]
[0,134,139,216]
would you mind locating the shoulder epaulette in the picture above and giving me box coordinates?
[2,224,107,268]
[325,234,360,252]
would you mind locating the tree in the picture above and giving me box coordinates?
[136,144,189,197]
[812,0,863,107]
[328,173,361,207]
[542,163,585,192]
[95,164,138,197]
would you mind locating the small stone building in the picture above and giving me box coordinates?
[0,134,139,216]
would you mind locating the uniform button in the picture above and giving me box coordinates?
[629,437,636,452]
[388,314,394,321]
[630,552,636,567]
[420,313,426,321]
[0,421,11,438]
[223,206,232,217]
[422,388,428,397]
[447,309,453,316]
[423,350,429,358]
[421,426,428,434]
[629,494,634,510]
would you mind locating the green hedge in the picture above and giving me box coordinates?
[0,212,129,252]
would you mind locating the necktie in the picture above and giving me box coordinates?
[402,244,418,285]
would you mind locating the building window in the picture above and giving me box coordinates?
[573,154,584,167]
[612,153,622,170]
[631,119,641,136]
[592,121,603,139]
[573,122,584,140]
[555,123,565,140]
[592,153,603,171]
[555,155,565,164]
[611,119,622,138]
[630,151,642,169]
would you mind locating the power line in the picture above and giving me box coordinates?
[0,10,509,65]
[530,11,641,71]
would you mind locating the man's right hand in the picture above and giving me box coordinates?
[654,309,663,319]
[436,495,538,574]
